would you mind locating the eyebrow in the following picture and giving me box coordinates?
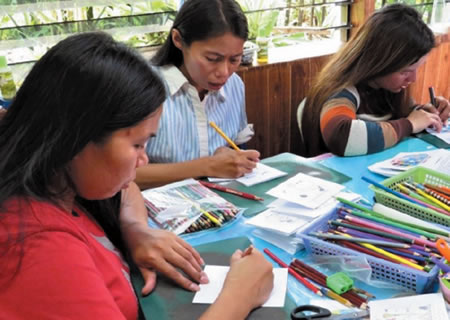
[205,51,243,58]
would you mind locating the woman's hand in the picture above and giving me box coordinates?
[407,108,443,133]
[120,183,208,295]
[129,226,208,295]
[435,96,450,124]
[208,147,260,178]
[199,247,273,320]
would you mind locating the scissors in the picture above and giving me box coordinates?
[291,305,369,320]
[436,238,450,262]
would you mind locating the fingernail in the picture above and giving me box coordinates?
[189,283,200,291]
[200,258,205,265]
[200,272,209,284]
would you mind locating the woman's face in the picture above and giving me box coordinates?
[371,55,428,93]
[173,31,245,93]
[68,106,162,200]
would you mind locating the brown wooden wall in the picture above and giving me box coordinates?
[238,32,450,159]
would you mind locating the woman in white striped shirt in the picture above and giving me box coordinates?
[135,0,260,190]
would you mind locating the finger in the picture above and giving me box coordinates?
[157,260,202,291]
[169,247,206,283]
[419,103,438,114]
[170,240,203,273]
[177,238,205,267]
[139,267,157,296]
[230,249,244,264]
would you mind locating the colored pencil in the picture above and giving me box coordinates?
[397,184,449,214]
[263,248,322,296]
[345,208,439,240]
[361,176,424,205]
[320,287,354,308]
[209,121,240,151]
[198,180,264,201]
[175,190,222,227]
[310,232,411,248]
[425,184,450,197]
[341,213,437,248]
[290,259,367,308]
[330,220,414,244]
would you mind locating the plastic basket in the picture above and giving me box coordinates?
[298,208,439,293]
[369,167,450,227]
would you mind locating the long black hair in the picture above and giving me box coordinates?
[152,0,248,67]
[0,32,165,256]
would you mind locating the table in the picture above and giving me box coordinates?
[138,137,447,318]
[181,137,441,307]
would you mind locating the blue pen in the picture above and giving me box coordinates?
[361,176,424,206]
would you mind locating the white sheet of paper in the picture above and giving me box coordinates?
[267,173,345,209]
[245,208,312,235]
[236,163,287,187]
[426,123,450,144]
[193,265,288,307]
[368,293,448,320]
[368,149,450,177]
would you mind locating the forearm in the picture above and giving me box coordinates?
[135,158,213,190]
[199,290,251,320]
[119,182,150,246]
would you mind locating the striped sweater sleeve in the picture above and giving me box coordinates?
[319,89,412,156]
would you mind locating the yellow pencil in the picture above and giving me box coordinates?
[339,233,424,271]
[175,191,222,227]
[209,121,240,151]
[416,188,450,212]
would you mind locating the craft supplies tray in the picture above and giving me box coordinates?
[369,167,450,227]
[297,208,439,293]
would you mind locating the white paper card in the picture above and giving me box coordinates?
[193,265,288,307]
[245,208,312,235]
[368,293,448,320]
[426,123,450,144]
[236,163,287,187]
[267,173,345,209]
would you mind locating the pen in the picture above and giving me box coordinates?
[199,180,264,201]
[242,245,253,257]
[429,86,436,107]
[209,121,240,151]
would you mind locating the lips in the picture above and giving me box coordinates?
[209,82,225,90]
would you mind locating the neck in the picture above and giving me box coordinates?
[178,64,208,100]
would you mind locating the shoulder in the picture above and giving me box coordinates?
[328,86,360,108]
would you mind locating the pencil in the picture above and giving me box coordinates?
[310,232,411,248]
[429,86,436,107]
[175,190,222,227]
[361,176,424,206]
[209,121,240,151]
[320,287,354,308]
[199,180,264,201]
[263,248,322,296]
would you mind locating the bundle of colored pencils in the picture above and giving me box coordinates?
[307,198,447,273]
[396,181,450,214]
[289,258,372,309]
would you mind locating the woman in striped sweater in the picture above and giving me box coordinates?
[298,4,449,157]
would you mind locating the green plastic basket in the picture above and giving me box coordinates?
[369,167,450,227]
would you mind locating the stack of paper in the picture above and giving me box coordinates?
[245,174,357,254]
[368,149,450,177]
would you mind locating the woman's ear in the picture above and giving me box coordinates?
[171,29,183,50]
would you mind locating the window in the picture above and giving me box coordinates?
[0,0,178,84]
[1,0,351,84]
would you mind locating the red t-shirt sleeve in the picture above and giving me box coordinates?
[1,231,129,320]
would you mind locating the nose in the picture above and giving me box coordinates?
[215,61,230,79]
[136,150,148,168]
[407,70,417,83]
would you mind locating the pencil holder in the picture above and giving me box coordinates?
[370,167,450,227]
[298,208,440,293]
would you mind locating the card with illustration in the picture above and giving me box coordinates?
[266,173,345,209]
